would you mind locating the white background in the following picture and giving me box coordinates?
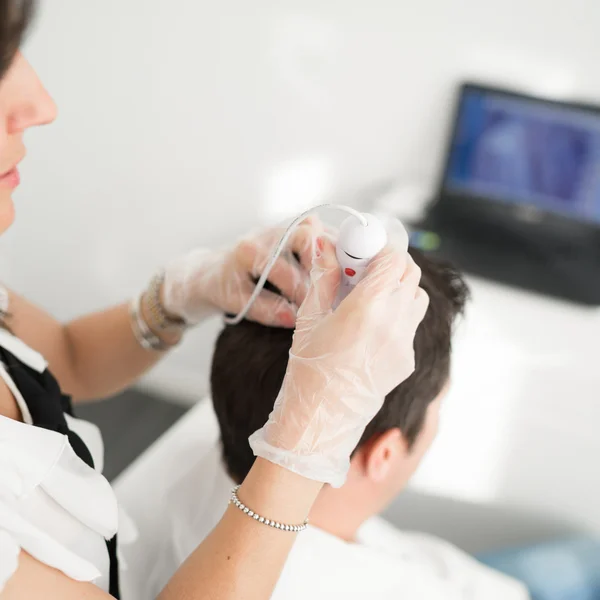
[4,1,600,530]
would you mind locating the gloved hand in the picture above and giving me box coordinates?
[249,234,429,487]
[161,218,324,327]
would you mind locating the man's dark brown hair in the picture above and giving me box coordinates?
[211,248,469,484]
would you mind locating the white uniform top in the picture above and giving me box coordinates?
[0,329,135,595]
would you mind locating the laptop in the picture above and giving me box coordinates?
[414,82,600,305]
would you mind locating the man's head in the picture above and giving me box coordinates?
[211,249,469,530]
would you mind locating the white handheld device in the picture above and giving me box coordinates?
[334,213,388,308]
[224,205,393,325]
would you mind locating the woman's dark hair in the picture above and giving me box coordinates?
[0,0,35,79]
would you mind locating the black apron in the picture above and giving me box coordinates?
[0,346,121,598]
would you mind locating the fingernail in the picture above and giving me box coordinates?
[314,237,325,260]
[279,311,296,328]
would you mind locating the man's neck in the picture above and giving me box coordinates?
[308,485,373,543]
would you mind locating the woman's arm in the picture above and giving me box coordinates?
[4,289,172,402]
[4,220,320,402]
[1,460,321,600]
[158,460,322,599]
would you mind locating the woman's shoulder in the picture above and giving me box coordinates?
[0,415,119,593]
[0,414,119,535]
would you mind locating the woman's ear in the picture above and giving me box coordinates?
[364,428,408,483]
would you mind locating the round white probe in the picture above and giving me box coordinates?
[333,213,388,308]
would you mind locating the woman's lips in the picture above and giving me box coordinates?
[0,167,20,188]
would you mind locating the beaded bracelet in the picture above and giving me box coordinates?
[229,486,309,533]
[129,294,172,352]
[129,272,186,352]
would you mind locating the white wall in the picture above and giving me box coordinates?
[8,0,600,393]
[4,1,600,529]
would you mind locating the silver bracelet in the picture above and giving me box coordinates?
[145,272,188,332]
[129,294,172,352]
[229,485,309,533]
[0,283,8,318]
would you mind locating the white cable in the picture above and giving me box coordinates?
[224,204,367,325]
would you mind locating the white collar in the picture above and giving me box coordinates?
[0,328,47,373]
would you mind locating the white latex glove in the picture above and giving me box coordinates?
[162,218,324,327]
[249,235,429,487]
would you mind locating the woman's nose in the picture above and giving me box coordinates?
[6,55,57,134]
[9,84,57,134]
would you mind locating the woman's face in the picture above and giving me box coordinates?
[0,52,56,234]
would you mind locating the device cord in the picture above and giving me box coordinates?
[224,204,367,325]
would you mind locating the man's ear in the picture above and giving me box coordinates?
[362,428,408,483]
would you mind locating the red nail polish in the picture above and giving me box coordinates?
[279,312,296,328]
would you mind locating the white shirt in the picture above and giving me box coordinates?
[0,329,135,594]
[144,441,529,600]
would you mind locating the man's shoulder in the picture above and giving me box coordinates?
[272,524,401,600]
[272,519,528,600]
[355,515,435,557]
[356,517,530,600]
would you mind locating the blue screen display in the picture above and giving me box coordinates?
[445,89,600,225]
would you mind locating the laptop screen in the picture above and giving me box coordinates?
[444,86,600,226]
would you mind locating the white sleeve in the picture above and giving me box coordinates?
[0,415,119,593]
[0,497,103,591]
[0,529,20,591]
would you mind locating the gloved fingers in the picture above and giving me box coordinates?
[395,254,422,299]
[297,236,341,321]
[260,254,309,306]
[344,244,408,306]
[234,219,323,307]
[287,217,326,273]
[265,218,327,306]
[412,286,430,325]
[386,256,424,328]
[245,288,298,328]
[234,236,268,276]
[235,218,322,270]
[389,255,427,317]
[384,216,410,253]
[387,289,429,350]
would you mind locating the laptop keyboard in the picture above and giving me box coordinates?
[414,211,600,305]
